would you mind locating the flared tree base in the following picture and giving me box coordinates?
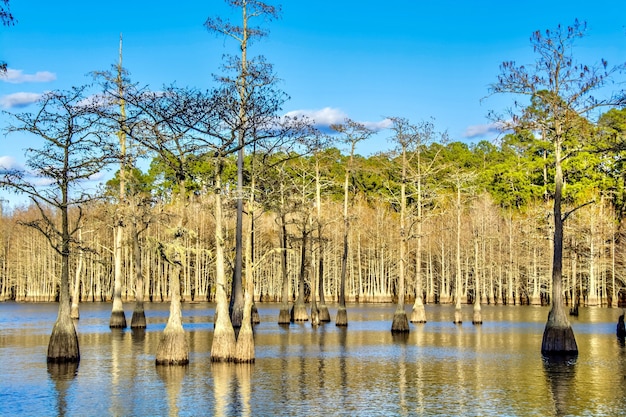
[453,308,462,324]
[291,302,309,322]
[47,318,80,364]
[211,325,236,362]
[472,312,483,325]
[131,310,147,329]
[391,311,410,333]
[234,326,255,364]
[278,307,291,324]
[410,305,427,323]
[109,310,127,329]
[310,306,320,326]
[155,328,189,366]
[252,304,260,324]
[318,304,331,322]
[336,306,348,327]
[70,305,79,320]
[541,324,578,355]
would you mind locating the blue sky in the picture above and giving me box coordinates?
[1,0,626,205]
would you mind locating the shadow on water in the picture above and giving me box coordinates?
[542,354,577,417]
[47,362,78,417]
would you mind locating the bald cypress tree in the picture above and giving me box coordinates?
[489,19,625,354]
[1,86,115,362]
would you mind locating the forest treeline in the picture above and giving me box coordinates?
[2,107,626,308]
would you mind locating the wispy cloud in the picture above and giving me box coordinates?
[284,107,391,133]
[0,92,42,109]
[463,122,508,139]
[0,156,23,172]
[284,107,348,128]
[363,118,393,132]
[1,68,56,84]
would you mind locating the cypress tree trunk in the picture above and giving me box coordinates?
[278,213,291,324]
[155,250,189,365]
[130,221,146,329]
[110,36,127,329]
[292,229,309,322]
[47,207,79,363]
[110,223,127,328]
[70,227,83,320]
[156,181,189,365]
[541,139,577,355]
[315,160,330,322]
[211,163,237,362]
[392,165,409,333]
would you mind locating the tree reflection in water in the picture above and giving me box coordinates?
[47,362,78,417]
[543,355,577,417]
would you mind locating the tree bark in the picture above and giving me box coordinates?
[211,161,237,362]
[47,201,79,363]
[541,138,578,355]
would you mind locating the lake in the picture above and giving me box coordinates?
[1,302,625,416]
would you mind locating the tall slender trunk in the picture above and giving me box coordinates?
[156,180,189,365]
[392,147,409,333]
[316,159,330,322]
[411,154,426,323]
[47,187,79,363]
[541,136,577,354]
[211,159,236,362]
[70,227,83,320]
[110,35,127,329]
[130,220,146,329]
[472,236,482,325]
[454,185,462,324]
[336,177,349,326]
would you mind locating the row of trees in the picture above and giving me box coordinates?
[2,4,625,363]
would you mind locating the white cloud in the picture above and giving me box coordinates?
[0,92,42,109]
[1,68,57,84]
[463,122,508,138]
[0,156,23,171]
[284,107,348,127]
[284,107,391,132]
[363,118,393,132]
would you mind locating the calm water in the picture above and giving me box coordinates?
[1,302,625,417]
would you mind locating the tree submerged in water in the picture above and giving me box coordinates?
[489,19,626,354]
[1,86,115,362]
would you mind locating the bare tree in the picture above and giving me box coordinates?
[331,119,374,326]
[1,86,115,362]
[110,35,128,329]
[206,0,281,330]
[489,19,625,354]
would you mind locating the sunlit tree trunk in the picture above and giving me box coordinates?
[155,180,189,365]
[48,195,80,363]
[130,219,146,329]
[110,36,127,329]
[211,160,236,362]
[541,135,577,354]
[316,159,330,322]
[392,141,409,333]
[70,227,83,320]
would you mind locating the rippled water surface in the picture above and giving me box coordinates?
[1,302,625,416]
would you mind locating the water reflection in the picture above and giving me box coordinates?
[211,362,253,417]
[156,364,187,417]
[3,303,626,416]
[543,355,577,417]
[47,362,78,417]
